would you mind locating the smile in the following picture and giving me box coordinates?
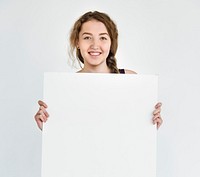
[88,52,101,56]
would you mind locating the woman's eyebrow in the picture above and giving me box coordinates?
[99,33,109,36]
[81,32,109,36]
[82,32,92,36]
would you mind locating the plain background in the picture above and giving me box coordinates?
[0,0,200,177]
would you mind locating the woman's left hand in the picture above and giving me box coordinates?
[153,102,163,129]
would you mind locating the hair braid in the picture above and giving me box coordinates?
[106,53,119,73]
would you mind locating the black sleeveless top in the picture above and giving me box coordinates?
[119,69,125,74]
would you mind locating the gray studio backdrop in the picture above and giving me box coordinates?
[0,0,200,177]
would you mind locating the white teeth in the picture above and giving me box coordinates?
[89,52,100,56]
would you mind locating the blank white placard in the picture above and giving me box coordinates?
[42,73,158,177]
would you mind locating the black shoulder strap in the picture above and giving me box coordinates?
[119,69,125,74]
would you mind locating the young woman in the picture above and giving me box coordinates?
[34,11,163,130]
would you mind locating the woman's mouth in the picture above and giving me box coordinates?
[88,52,101,56]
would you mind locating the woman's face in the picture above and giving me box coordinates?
[77,20,111,70]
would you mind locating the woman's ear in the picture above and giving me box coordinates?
[76,41,79,49]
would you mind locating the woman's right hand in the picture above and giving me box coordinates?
[34,100,49,130]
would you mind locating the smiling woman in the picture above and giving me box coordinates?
[77,20,111,73]
[69,11,119,73]
[34,11,163,130]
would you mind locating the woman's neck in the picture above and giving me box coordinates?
[78,65,111,73]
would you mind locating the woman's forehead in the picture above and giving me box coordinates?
[80,20,108,34]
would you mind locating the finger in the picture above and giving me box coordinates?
[156,118,163,129]
[153,108,161,115]
[38,100,48,108]
[34,114,44,130]
[39,110,48,122]
[153,112,160,120]
[153,117,163,129]
[155,102,162,109]
[35,113,44,123]
[35,110,48,122]
[36,119,43,130]
[153,117,163,124]
[39,106,49,118]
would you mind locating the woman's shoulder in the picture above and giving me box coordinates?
[125,69,137,74]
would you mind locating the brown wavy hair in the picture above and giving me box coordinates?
[69,11,119,73]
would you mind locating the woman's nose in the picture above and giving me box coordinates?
[90,39,99,49]
[91,45,99,50]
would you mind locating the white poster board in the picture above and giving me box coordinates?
[42,73,158,177]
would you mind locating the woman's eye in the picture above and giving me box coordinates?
[83,36,91,40]
[100,37,107,40]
